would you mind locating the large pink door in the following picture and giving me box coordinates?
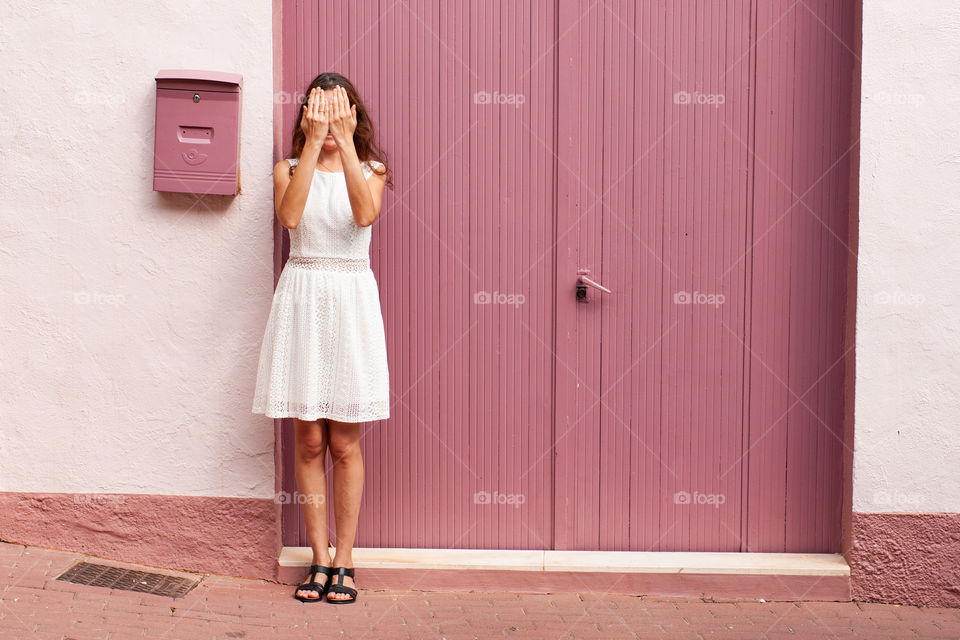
[278,0,855,553]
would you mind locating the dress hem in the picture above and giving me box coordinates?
[252,408,389,423]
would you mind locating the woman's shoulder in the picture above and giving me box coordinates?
[273,157,298,179]
[362,158,386,178]
[273,157,299,170]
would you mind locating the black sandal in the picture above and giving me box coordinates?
[325,566,357,604]
[293,564,333,603]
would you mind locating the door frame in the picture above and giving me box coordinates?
[272,0,861,560]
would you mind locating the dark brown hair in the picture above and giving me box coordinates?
[289,72,392,189]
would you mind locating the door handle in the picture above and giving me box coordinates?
[579,275,611,294]
[576,270,612,301]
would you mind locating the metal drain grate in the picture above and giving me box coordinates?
[57,561,200,598]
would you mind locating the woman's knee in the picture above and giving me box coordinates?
[294,418,329,461]
[327,422,361,460]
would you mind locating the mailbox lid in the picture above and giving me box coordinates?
[155,69,242,93]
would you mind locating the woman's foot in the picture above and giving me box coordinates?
[294,562,333,602]
[326,565,357,603]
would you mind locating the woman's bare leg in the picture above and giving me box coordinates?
[327,419,363,600]
[293,417,332,600]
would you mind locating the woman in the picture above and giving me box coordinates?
[251,72,392,604]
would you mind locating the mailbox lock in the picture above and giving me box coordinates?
[193,93,201,103]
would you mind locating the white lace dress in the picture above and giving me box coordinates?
[251,157,390,422]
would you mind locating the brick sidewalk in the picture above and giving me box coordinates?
[1,542,957,639]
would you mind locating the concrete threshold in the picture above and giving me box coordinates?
[279,547,850,601]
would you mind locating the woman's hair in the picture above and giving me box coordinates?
[289,72,393,189]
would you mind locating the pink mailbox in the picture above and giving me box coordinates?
[153,69,242,195]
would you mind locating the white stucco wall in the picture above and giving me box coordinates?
[853,0,960,513]
[0,1,277,498]
[2,0,956,515]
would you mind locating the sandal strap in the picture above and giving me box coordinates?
[333,566,355,582]
[299,565,334,590]
[328,583,357,597]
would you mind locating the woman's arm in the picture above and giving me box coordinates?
[273,140,322,229]
[339,146,387,227]
[328,85,387,227]
[275,88,329,229]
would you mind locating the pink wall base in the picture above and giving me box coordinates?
[0,492,280,581]
[849,512,960,608]
[5,492,956,606]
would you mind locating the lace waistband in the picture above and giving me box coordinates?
[286,255,370,272]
